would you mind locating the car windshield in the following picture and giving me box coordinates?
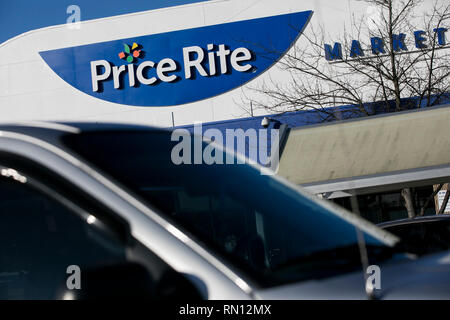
[62,129,398,287]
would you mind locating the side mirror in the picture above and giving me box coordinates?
[56,262,203,300]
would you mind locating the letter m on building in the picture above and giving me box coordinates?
[324,43,343,61]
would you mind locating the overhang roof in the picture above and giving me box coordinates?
[278,105,450,196]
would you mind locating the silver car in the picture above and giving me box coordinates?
[1,122,450,300]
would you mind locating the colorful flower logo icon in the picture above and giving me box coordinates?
[118,43,142,63]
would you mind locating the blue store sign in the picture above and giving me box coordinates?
[40,11,313,107]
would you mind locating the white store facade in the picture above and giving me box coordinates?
[0,0,442,127]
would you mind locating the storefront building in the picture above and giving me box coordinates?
[1,0,448,222]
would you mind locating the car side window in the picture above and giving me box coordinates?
[0,174,127,300]
[387,221,450,255]
[422,221,450,252]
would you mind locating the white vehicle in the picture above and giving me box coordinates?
[1,122,450,300]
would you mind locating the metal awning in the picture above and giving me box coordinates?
[278,104,450,198]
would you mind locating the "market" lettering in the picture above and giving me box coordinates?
[324,27,448,61]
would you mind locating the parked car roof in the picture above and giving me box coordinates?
[378,215,450,229]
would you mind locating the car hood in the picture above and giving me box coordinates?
[255,250,450,300]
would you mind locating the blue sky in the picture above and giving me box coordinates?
[0,0,208,44]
